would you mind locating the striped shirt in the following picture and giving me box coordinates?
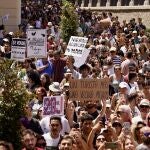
[112,55,121,65]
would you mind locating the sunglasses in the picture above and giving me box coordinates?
[144,132,150,137]
[112,123,122,127]
[36,143,46,147]
[96,137,105,141]
[140,105,149,109]
[115,68,121,70]
[117,111,125,115]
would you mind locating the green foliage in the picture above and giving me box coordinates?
[0,59,29,150]
[60,0,79,43]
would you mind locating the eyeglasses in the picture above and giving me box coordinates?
[140,105,149,109]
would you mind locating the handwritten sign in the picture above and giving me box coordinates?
[69,79,109,102]
[11,38,26,61]
[65,36,88,57]
[27,29,47,58]
[43,96,64,116]
[74,48,90,68]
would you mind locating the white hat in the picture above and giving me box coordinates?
[118,105,131,115]
[49,82,62,92]
[3,38,9,42]
[48,22,52,26]
[139,99,150,107]
[132,30,137,34]
[64,69,72,75]
[64,83,69,87]
[28,25,34,29]
[9,32,14,36]
[110,46,116,52]
[119,82,128,88]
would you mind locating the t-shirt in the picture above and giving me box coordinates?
[136,143,150,150]
[36,59,53,77]
[43,133,60,148]
[40,116,70,135]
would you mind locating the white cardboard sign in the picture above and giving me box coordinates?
[74,48,90,68]
[11,38,26,61]
[65,36,88,57]
[27,29,47,58]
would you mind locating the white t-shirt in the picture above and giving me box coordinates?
[40,115,70,135]
[43,133,60,147]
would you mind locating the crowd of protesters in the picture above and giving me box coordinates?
[0,0,150,150]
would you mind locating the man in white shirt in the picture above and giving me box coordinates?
[43,116,63,149]
[40,115,70,135]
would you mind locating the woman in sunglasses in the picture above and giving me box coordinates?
[139,99,150,123]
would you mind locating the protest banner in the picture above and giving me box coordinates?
[43,96,64,116]
[65,36,88,57]
[27,29,47,58]
[69,78,109,102]
[11,38,26,61]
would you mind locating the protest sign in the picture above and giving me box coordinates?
[43,96,64,116]
[65,36,88,57]
[69,78,109,102]
[74,48,90,68]
[11,38,26,61]
[27,29,47,58]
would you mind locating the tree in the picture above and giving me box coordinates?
[0,59,29,150]
[60,0,79,43]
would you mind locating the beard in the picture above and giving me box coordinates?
[143,137,150,145]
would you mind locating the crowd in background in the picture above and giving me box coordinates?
[0,0,150,150]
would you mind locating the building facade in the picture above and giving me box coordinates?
[76,0,150,27]
[0,0,21,32]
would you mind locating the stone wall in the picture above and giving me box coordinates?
[81,6,150,28]
[0,0,21,32]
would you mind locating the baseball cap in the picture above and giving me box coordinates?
[132,30,137,34]
[117,105,131,115]
[48,22,52,26]
[109,46,116,52]
[139,99,150,107]
[119,82,128,88]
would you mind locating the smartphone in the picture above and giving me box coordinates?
[105,142,118,149]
